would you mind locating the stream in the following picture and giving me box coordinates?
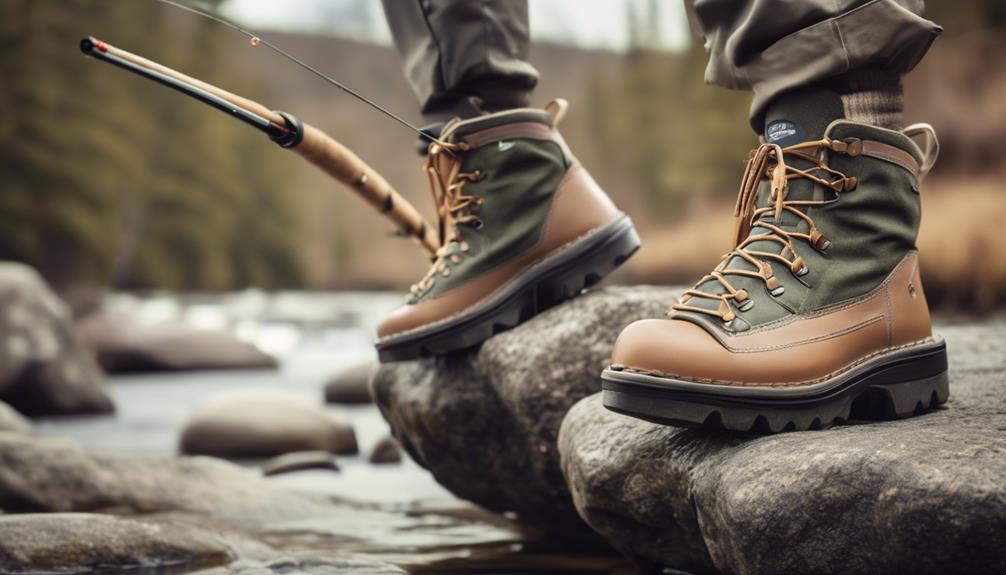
[31,290,638,574]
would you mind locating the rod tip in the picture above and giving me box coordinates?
[80,36,106,55]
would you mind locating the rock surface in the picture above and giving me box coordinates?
[0,263,113,415]
[324,361,376,404]
[0,433,335,523]
[180,390,358,458]
[0,402,30,434]
[77,312,277,373]
[559,321,1006,575]
[372,286,672,538]
[0,513,233,573]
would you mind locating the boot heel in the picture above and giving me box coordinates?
[535,216,641,312]
[850,345,951,420]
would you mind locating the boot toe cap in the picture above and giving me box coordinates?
[610,318,724,380]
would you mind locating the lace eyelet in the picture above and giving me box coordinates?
[770,285,786,297]
[738,300,755,312]
[472,220,484,230]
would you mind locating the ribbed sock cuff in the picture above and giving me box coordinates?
[826,70,905,130]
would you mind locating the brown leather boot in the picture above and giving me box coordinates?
[601,88,948,432]
[376,100,640,361]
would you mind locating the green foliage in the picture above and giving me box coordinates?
[0,0,304,290]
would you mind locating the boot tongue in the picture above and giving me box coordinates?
[682,88,845,322]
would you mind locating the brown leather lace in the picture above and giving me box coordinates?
[673,138,860,322]
[410,141,486,295]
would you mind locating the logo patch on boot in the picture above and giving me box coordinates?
[766,120,804,147]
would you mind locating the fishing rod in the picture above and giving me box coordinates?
[79,36,440,257]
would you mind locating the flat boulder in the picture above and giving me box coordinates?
[180,390,358,458]
[0,263,113,416]
[0,402,30,434]
[372,286,672,538]
[559,321,1006,575]
[0,514,232,573]
[0,433,334,523]
[77,312,277,373]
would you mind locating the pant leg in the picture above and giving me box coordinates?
[382,0,539,122]
[683,0,941,131]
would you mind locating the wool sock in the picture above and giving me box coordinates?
[825,70,905,130]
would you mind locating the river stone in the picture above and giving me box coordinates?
[262,450,340,476]
[180,390,358,458]
[0,433,335,523]
[372,286,673,538]
[0,402,30,434]
[0,513,232,573]
[559,321,1006,575]
[77,312,277,373]
[368,436,402,464]
[0,263,113,415]
[324,361,375,404]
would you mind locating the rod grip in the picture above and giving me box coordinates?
[295,125,439,255]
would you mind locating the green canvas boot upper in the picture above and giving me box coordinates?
[672,87,933,332]
[377,100,639,360]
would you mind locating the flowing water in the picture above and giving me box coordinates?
[32,290,638,574]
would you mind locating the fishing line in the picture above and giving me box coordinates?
[153,0,438,144]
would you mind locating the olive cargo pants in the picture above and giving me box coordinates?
[381,0,941,129]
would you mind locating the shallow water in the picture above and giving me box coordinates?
[34,290,638,574]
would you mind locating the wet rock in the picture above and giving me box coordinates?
[77,312,277,373]
[559,322,1006,575]
[181,390,358,458]
[324,362,375,404]
[193,553,406,574]
[0,513,232,573]
[372,286,672,538]
[368,436,402,464]
[0,402,30,434]
[0,433,335,523]
[262,451,340,476]
[0,263,113,416]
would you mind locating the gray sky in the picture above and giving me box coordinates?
[221,0,691,52]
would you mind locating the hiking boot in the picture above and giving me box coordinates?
[601,87,947,433]
[376,100,640,361]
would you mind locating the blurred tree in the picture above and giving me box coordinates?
[0,0,304,291]
[588,1,754,222]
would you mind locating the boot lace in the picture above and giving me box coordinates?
[673,138,860,322]
[410,141,486,296]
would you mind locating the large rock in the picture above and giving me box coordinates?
[0,432,334,522]
[77,312,277,373]
[0,263,113,415]
[0,402,30,434]
[559,321,1006,575]
[372,286,672,538]
[0,514,233,573]
[180,390,358,458]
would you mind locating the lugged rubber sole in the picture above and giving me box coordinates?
[601,339,950,433]
[376,215,641,362]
